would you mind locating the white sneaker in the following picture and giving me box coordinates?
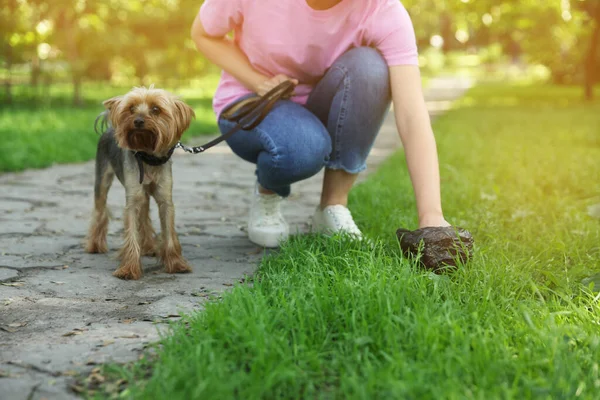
[247,184,289,248]
[311,205,363,238]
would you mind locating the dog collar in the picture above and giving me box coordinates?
[132,145,176,184]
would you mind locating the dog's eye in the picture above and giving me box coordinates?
[129,106,135,114]
[151,106,161,115]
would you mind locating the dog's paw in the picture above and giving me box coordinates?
[113,262,143,280]
[140,236,158,257]
[85,239,108,254]
[164,257,192,274]
[141,245,157,257]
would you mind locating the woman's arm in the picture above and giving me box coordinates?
[389,65,450,229]
[191,14,266,92]
[190,14,296,95]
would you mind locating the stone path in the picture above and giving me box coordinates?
[0,76,472,399]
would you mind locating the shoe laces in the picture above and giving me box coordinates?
[325,205,361,235]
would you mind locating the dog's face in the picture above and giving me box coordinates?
[104,87,195,154]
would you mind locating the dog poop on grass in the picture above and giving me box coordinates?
[396,226,474,273]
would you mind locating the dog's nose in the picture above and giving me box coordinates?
[134,117,145,128]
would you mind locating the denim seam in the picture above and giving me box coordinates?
[331,65,349,167]
[253,124,288,194]
[254,125,280,168]
[325,162,367,174]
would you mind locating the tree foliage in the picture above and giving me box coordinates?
[1,0,599,103]
[1,0,207,104]
[403,0,600,97]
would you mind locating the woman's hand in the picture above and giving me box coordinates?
[254,74,298,96]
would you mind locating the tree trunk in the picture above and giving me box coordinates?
[31,15,41,90]
[58,9,84,106]
[3,0,17,105]
[72,74,83,106]
[4,42,12,105]
[584,5,600,101]
[440,12,453,54]
[68,33,84,106]
[31,56,41,87]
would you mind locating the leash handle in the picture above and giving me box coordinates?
[177,80,296,154]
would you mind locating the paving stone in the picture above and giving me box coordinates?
[0,267,19,282]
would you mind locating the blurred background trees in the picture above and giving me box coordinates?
[1,0,599,105]
[1,0,213,105]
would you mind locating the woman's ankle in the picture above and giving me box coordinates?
[319,198,348,209]
[258,183,276,195]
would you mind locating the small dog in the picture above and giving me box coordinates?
[85,86,195,280]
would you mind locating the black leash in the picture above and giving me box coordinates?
[175,80,296,155]
[133,80,296,184]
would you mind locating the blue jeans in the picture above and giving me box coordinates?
[218,47,391,197]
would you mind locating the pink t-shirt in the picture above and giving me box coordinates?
[199,0,419,116]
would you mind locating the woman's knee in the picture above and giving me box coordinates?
[260,124,331,186]
[332,47,390,96]
[264,101,332,164]
[220,99,332,186]
[296,128,332,174]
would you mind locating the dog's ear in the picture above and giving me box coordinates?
[103,96,123,127]
[172,98,195,140]
[103,96,123,111]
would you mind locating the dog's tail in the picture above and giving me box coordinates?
[94,111,111,135]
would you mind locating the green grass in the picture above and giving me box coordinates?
[0,79,219,172]
[89,83,599,398]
